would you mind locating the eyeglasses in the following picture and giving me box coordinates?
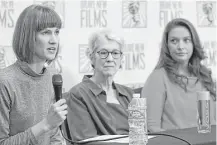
[96,49,123,59]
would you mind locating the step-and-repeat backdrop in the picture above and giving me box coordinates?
[0,0,216,92]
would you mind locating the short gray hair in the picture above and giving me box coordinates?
[86,29,124,60]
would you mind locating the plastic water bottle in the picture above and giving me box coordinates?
[128,94,147,145]
[197,91,211,133]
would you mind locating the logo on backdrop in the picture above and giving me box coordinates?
[197,1,216,27]
[0,45,16,69]
[78,43,146,74]
[122,0,147,28]
[159,1,183,27]
[80,0,107,28]
[202,41,216,71]
[79,44,93,74]
[34,0,65,27]
[122,43,145,70]
[0,0,15,28]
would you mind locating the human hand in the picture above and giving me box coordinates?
[43,99,68,131]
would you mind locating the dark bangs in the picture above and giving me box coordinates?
[34,5,62,31]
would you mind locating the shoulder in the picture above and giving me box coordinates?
[115,83,133,94]
[150,68,166,78]
[141,68,169,99]
[115,83,134,100]
[0,64,18,102]
[145,68,167,84]
[70,81,89,93]
[0,63,18,83]
[64,81,89,100]
[142,68,167,94]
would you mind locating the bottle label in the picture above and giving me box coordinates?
[128,97,148,144]
[128,108,146,119]
[197,100,211,131]
[128,108,147,128]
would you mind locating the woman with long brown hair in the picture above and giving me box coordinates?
[141,18,216,132]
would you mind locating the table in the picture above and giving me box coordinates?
[80,125,216,145]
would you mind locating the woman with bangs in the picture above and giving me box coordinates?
[141,18,216,132]
[0,5,67,145]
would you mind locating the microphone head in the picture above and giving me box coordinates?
[52,74,63,86]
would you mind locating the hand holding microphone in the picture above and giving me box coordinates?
[43,74,68,131]
[31,74,68,139]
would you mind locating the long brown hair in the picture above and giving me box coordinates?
[156,18,216,100]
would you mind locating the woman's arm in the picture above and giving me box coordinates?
[0,82,67,145]
[64,91,97,142]
[0,83,38,145]
[141,69,167,132]
[49,93,66,145]
[49,127,66,145]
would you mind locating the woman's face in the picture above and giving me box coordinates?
[167,26,193,65]
[93,40,122,77]
[33,27,60,63]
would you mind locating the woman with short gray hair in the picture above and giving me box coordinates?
[64,29,133,142]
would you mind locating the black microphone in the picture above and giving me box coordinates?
[52,74,63,102]
[52,74,63,131]
[52,74,73,142]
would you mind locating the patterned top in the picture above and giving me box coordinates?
[64,76,133,142]
[0,60,65,145]
[141,68,216,132]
